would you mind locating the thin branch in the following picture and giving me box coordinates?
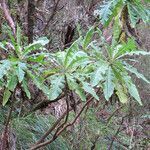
[30,98,93,150]
[106,105,124,125]
[31,94,65,112]
[42,0,61,32]
[0,0,16,35]
[0,91,15,150]
[108,116,126,150]
[34,100,81,146]
[52,76,70,138]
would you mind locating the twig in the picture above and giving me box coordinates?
[0,91,15,150]
[30,98,93,150]
[108,116,126,150]
[51,76,70,139]
[33,100,81,146]
[31,94,65,112]
[106,105,124,125]
[42,0,61,32]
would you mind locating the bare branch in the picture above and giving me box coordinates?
[0,0,16,35]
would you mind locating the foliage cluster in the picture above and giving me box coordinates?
[0,0,150,149]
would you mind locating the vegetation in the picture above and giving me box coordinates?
[0,0,149,149]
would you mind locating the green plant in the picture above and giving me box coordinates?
[95,0,150,27]
[43,37,98,101]
[0,26,49,106]
[82,27,150,105]
[44,26,150,105]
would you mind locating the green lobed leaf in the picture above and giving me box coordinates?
[48,75,65,100]
[23,37,49,56]
[16,25,21,47]
[67,51,89,69]
[123,75,142,105]
[128,1,149,28]
[3,88,11,106]
[114,38,136,58]
[118,50,150,58]
[64,39,79,67]
[103,67,114,101]
[123,62,150,84]
[7,74,18,91]
[115,82,128,103]
[22,79,31,99]
[95,0,123,27]
[16,62,27,83]
[82,82,99,100]
[0,60,11,79]
[83,26,95,49]
[112,15,121,46]
[91,63,108,86]
[67,75,86,101]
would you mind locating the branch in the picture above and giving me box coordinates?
[31,94,65,112]
[106,105,124,125]
[42,0,61,32]
[52,76,70,138]
[0,90,15,150]
[30,98,93,150]
[33,100,81,146]
[108,116,126,150]
[0,0,16,35]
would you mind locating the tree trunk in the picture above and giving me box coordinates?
[27,0,35,43]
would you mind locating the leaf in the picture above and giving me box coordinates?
[112,15,121,46]
[7,75,18,91]
[23,37,49,56]
[115,83,128,103]
[43,68,59,78]
[95,0,123,27]
[123,62,150,84]
[17,24,21,47]
[48,75,65,100]
[0,42,7,51]
[16,62,27,83]
[128,1,149,28]
[83,26,95,49]
[67,51,89,69]
[123,75,142,105]
[127,3,139,28]
[7,27,17,50]
[114,38,136,58]
[0,60,11,79]
[15,25,22,57]
[91,63,108,86]
[26,54,45,63]
[118,50,150,58]
[82,82,99,100]
[67,75,86,101]
[3,88,11,106]
[103,67,114,101]
[22,79,31,99]
[27,70,49,97]
[75,87,86,102]
[64,39,79,67]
